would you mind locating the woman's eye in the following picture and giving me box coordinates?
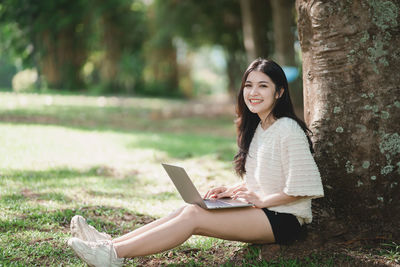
[244,84,251,88]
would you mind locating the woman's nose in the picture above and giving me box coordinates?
[249,86,258,95]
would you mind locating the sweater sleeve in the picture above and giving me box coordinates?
[280,121,324,198]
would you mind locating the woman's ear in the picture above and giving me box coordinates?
[275,87,284,99]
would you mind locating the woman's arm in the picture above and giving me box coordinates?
[259,192,304,208]
[204,181,246,199]
[232,190,305,208]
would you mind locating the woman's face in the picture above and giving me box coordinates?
[243,71,280,121]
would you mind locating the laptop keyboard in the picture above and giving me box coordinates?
[204,199,232,208]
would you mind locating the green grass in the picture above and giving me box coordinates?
[0,92,395,266]
[379,242,400,264]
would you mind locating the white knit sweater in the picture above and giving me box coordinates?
[244,117,324,224]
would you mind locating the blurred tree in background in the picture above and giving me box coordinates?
[240,0,271,61]
[270,0,296,67]
[0,0,300,100]
[94,0,147,94]
[150,0,247,97]
[0,0,92,90]
[0,0,146,92]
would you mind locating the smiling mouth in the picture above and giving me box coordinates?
[249,99,263,104]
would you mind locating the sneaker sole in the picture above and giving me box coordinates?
[68,238,123,267]
[68,238,96,267]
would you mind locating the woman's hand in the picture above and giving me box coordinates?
[204,186,227,199]
[204,182,247,199]
[232,189,265,208]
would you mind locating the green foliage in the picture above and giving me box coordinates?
[90,0,147,93]
[0,0,92,65]
[0,3,34,67]
[152,0,243,50]
[0,56,17,88]
[379,242,400,264]
[0,0,93,89]
[0,0,148,92]
[137,0,247,97]
[0,0,248,97]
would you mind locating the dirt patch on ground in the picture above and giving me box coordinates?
[259,237,399,266]
[21,188,41,198]
[72,206,156,228]
[130,243,244,266]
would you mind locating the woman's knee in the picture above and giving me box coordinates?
[169,206,186,217]
[179,204,205,221]
[179,204,207,233]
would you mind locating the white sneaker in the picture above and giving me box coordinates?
[71,215,112,242]
[68,237,123,267]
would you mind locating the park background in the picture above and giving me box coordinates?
[1,0,399,266]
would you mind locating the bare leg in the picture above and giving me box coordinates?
[113,205,274,258]
[113,206,185,243]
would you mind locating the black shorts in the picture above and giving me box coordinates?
[262,208,302,244]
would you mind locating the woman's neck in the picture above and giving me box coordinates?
[259,114,276,130]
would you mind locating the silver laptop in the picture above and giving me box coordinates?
[162,163,254,209]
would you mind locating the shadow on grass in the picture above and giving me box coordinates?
[1,167,94,181]
[1,191,73,204]
[0,104,235,137]
[0,122,237,161]
[0,166,140,208]
[0,205,156,235]
[0,165,138,182]
[127,132,236,160]
[86,189,178,201]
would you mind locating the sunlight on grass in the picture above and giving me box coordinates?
[0,123,158,170]
[0,92,183,110]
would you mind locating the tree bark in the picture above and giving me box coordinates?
[100,14,122,89]
[144,4,179,96]
[296,0,400,226]
[226,51,246,99]
[143,39,179,96]
[271,0,296,66]
[239,0,271,62]
[40,28,87,90]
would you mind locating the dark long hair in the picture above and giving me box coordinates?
[234,58,314,177]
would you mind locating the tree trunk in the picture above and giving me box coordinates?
[100,13,122,90]
[144,39,179,96]
[271,0,296,66]
[144,4,179,96]
[239,0,271,62]
[40,28,87,90]
[271,0,303,120]
[226,51,246,99]
[40,31,61,88]
[296,0,400,228]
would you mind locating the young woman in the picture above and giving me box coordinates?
[68,58,324,266]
